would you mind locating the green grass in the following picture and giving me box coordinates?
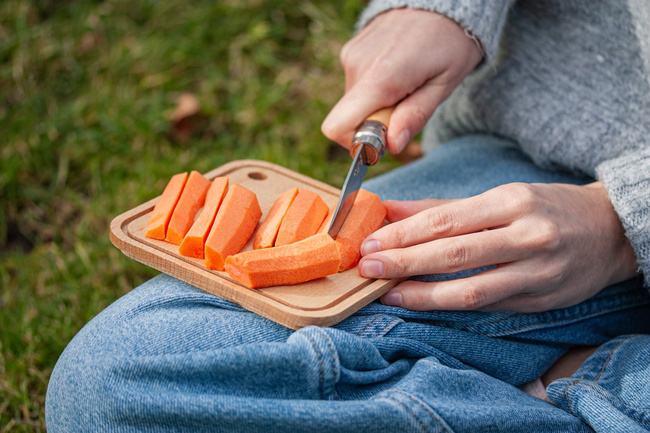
[0,1,403,431]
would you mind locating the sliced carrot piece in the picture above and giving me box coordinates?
[275,189,328,246]
[334,189,386,271]
[225,233,341,289]
[205,184,262,271]
[178,176,229,259]
[317,206,335,234]
[165,171,212,245]
[145,172,188,240]
[253,187,299,249]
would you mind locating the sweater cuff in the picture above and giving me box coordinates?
[596,147,650,288]
[356,0,515,63]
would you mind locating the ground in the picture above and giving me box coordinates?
[0,1,407,431]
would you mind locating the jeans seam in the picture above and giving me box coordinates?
[581,382,650,423]
[563,378,581,415]
[358,314,384,336]
[392,389,450,430]
[593,337,630,381]
[301,331,325,400]
[375,396,435,433]
[563,380,650,425]
[315,327,340,400]
[562,336,648,421]
[376,389,454,433]
[375,318,401,338]
[319,329,338,380]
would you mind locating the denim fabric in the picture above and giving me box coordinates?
[46,135,650,432]
[547,335,650,432]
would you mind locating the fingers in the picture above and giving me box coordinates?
[384,199,457,222]
[321,87,392,150]
[321,19,413,148]
[321,55,436,150]
[321,9,482,151]
[322,60,457,152]
[378,264,546,311]
[359,226,528,278]
[364,192,515,253]
[368,182,640,313]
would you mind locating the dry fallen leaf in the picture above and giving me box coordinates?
[169,92,206,143]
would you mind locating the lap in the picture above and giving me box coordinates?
[46,135,650,432]
[46,276,649,432]
[46,275,593,432]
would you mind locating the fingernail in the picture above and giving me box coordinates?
[381,291,402,307]
[360,240,382,255]
[395,129,410,153]
[360,260,384,278]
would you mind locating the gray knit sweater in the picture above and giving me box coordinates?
[358,0,650,287]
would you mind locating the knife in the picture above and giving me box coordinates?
[327,107,393,237]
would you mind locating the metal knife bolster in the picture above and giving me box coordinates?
[350,120,387,166]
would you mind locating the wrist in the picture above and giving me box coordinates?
[585,181,640,284]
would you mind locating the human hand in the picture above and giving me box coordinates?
[321,8,483,154]
[359,182,639,312]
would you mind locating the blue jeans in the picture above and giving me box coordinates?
[46,136,650,432]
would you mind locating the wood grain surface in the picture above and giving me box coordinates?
[110,160,400,329]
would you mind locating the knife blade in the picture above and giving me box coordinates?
[327,107,393,237]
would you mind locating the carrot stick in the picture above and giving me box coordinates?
[145,172,188,240]
[333,189,386,271]
[178,176,229,259]
[253,187,299,249]
[275,189,329,246]
[164,171,212,245]
[205,184,262,271]
[317,206,335,234]
[225,233,341,289]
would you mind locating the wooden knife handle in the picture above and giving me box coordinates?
[365,106,394,126]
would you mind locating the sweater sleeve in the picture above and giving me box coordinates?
[596,147,650,288]
[356,0,516,63]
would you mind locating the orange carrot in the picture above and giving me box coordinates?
[317,206,335,234]
[165,171,212,245]
[178,176,229,259]
[225,233,341,289]
[205,184,262,271]
[334,189,386,271]
[275,189,329,246]
[253,187,299,249]
[145,172,188,240]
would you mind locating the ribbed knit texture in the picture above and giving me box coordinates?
[359,0,650,287]
[596,148,650,286]
[356,0,516,61]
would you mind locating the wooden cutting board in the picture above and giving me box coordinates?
[109,159,400,330]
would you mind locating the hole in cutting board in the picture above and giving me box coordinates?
[247,171,267,180]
